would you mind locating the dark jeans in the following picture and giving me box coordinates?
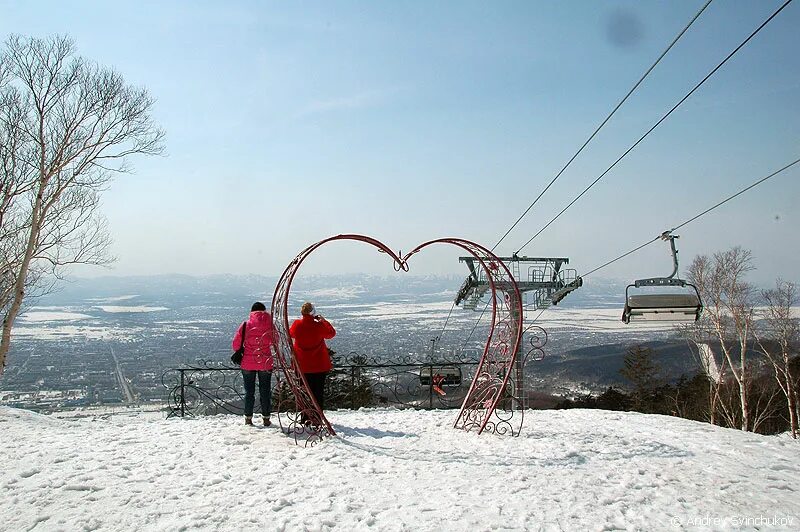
[304,372,328,411]
[242,370,272,417]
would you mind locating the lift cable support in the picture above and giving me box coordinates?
[456,255,582,313]
[455,255,581,409]
[621,232,703,324]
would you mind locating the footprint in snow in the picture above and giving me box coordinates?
[19,468,40,478]
[271,498,293,511]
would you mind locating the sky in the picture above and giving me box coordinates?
[1,1,798,286]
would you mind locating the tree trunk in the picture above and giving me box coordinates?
[708,379,718,425]
[0,183,44,373]
[787,357,799,439]
[787,390,798,439]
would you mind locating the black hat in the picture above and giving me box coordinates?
[251,302,266,312]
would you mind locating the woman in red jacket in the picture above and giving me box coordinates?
[289,301,336,414]
[231,302,275,426]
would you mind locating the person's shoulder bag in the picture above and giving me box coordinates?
[231,322,246,365]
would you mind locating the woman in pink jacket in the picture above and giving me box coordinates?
[231,302,275,426]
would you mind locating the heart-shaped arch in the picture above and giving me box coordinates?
[270,235,523,446]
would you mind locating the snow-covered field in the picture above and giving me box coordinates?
[94,305,169,313]
[1,407,797,531]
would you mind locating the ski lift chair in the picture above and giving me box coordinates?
[419,366,462,386]
[622,232,703,324]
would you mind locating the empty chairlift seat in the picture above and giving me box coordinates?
[620,232,704,325]
[419,366,462,386]
[622,290,702,323]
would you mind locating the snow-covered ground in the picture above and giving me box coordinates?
[1,407,798,531]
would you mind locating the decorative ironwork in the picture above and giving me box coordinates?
[162,354,485,416]
[523,325,548,362]
[424,240,524,436]
[270,235,523,444]
[163,345,554,444]
[271,236,404,446]
[327,353,481,410]
[163,360,246,419]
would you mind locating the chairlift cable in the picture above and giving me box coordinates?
[668,157,800,234]
[582,156,800,278]
[513,0,795,255]
[491,0,714,253]
[528,308,547,324]
[459,299,491,352]
[582,237,662,278]
[433,300,457,349]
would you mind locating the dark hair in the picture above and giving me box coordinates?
[251,302,266,312]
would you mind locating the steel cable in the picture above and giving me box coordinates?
[491,0,715,252]
[514,0,794,254]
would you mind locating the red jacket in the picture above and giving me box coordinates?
[289,315,336,373]
[231,311,275,371]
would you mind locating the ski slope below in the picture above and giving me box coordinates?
[1,407,798,531]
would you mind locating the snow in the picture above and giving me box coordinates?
[11,325,135,341]
[304,286,366,300]
[1,407,798,531]
[17,311,92,322]
[535,307,677,332]
[94,305,169,313]
[87,295,140,302]
[341,301,465,321]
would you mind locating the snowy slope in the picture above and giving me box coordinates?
[1,407,798,531]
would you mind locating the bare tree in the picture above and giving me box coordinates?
[755,280,799,438]
[687,247,756,431]
[0,34,163,374]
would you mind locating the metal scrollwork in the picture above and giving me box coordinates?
[523,325,548,362]
[161,329,550,441]
[162,353,481,420]
[269,235,526,444]
[163,363,247,419]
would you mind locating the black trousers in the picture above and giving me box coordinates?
[304,372,328,411]
[241,370,272,417]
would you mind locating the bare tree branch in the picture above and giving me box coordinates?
[0,34,164,374]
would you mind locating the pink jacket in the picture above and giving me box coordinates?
[231,311,275,371]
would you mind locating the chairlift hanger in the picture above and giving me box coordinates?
[621,232,703,324]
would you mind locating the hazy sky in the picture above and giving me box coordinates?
[1,1,798,285]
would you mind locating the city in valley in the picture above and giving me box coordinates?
[0,274,689,412]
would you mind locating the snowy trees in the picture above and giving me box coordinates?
[683,247,797,434]
[755,280,799,438]
[686,247,756,431]
[0,35,163,374]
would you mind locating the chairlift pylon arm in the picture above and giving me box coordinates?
[551,276,583,306]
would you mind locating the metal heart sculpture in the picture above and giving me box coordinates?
[270,235,523,446]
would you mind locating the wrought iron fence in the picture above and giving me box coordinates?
[162,352,482,418]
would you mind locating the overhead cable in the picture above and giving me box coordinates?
[491,0,715,252]
[514,0,795,254]
[581,156,800,278]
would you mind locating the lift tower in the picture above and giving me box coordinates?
[455,254,582,408]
